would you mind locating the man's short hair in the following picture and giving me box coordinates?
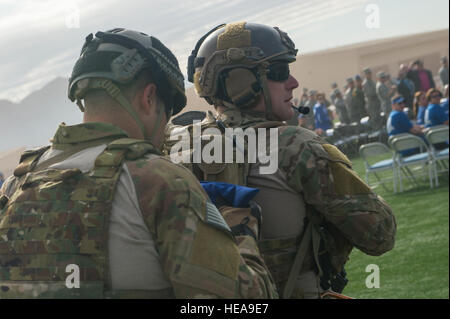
[84,69,156,111]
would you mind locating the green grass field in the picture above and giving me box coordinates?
[342,155,449,299]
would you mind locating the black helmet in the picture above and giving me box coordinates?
[69,28,186,117]
[187,22,297,113]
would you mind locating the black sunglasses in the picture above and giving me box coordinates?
[267,62,290,82]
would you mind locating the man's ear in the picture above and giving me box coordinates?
[139,82,157,115]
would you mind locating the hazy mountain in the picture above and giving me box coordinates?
[0,77,83,152]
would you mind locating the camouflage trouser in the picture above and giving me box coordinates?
[366,100,383,130]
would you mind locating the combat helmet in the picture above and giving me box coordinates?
[187,22,298,119]
[68,28,187,140]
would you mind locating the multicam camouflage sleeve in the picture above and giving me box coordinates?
[0,175,19,199]
[127,156,278,298]
[278,126,396,256]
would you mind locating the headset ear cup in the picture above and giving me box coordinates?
[224,68,262,108]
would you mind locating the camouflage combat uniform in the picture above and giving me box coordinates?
[350,86,367,123]
[179,21,396,299]
[376,81,395,117]
[165,108,397,298]
[362,78,383,130]
[0,122,277,299]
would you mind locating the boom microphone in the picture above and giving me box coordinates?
[292,105,310,114]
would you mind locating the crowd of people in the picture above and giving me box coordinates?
[293,57,449,141]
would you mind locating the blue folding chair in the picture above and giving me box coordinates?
[425,125,449,186]
[389,134,437,192]
[359,142,397,193]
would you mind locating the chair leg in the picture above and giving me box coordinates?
[393,166,397,194]
[374,172,389,192]
[434,160,439,187]
[429,161,435,188]
[399,166,404,192]
[404,166,419,185]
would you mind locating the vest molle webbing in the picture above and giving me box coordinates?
[0,138,171,298]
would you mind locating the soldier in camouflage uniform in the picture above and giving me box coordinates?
[299,88,309,106]
[166,22,397,299]
[376,71,396,118]
[0,28,277,299]
[299,90,317,130]
[333,90,350,125]
[362,68,383,130]
[330,83,338,106]
[344,78,355,122]
[350,75,367,123]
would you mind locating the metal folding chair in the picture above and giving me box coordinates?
[359,142,397,193]
[425,125,449,186]
[388,134,437,192]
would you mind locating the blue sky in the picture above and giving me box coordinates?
[0,0,448,103]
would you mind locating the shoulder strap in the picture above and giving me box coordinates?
[106,138,161,159]
[282,221,313,299]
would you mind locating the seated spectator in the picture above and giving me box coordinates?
[313,93,333,136]
[413,91,428,126]
[424,88,449,128]
[387,96,424,156]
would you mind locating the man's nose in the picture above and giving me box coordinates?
[286,74,299,90]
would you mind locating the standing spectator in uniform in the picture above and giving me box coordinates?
[330,82,338,105]
[387,96,424,156]
[344,78,355,121]
[313,93,333,136]
[334,90,351,125]
[439,56,449,88]
[413,91,428,126]
[298,90,316,130]
[363,67,383,129]
[407,59,435,93]
[424,88,449,128]
[351,75,367,123]
[441,84,449,118]
[299,87,309,106]
[377,71,397,117]
[397,64,416,112]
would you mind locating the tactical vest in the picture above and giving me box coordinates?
[0,138,174,298]
[165,112,317,297]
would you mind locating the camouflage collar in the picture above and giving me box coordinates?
[51,122,129,150]
[217,108,268,128]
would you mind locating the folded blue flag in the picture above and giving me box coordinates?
[200,181,259,208]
